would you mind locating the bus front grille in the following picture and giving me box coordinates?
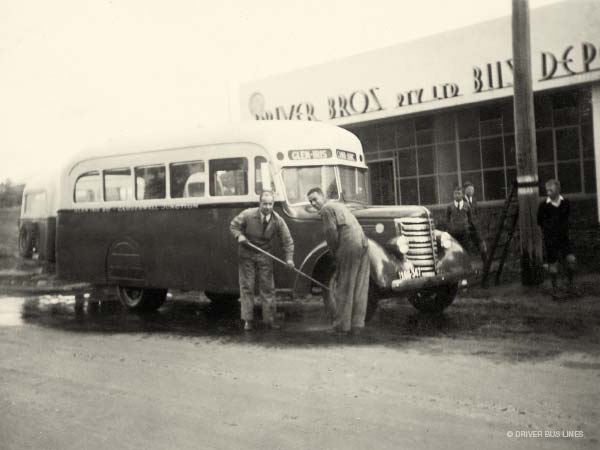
[395,217,437,276]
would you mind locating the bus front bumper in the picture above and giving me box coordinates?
[390,271,470,292]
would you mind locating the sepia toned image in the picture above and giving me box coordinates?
[1,1,599,449]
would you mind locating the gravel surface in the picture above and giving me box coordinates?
[1,276,599,450]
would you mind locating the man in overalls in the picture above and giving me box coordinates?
[307,187,370,335]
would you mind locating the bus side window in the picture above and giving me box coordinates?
[254,156,274,194]
[170,160,205,198]
[209,158,248,196]
[135,165,166,200]
[104,168,132,201]
[24,192,47,216]
[74,171,101,203]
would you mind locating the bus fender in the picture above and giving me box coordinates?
[293,242,330,297]
[293,239,410,297]
[367,239,410,289]
[105,238,147,286]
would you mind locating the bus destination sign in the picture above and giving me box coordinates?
[288,149,332,160]
[336,149,357,161]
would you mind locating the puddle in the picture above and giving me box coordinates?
[0,297,26,326]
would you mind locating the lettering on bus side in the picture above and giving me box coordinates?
[70,204,209,213]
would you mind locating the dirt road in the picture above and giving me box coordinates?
[1,280,599,450]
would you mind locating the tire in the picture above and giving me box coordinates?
[365,281,380,323]
[204,292,239,303]
[116,286,167,312]
[407,284,458,315]
[204,292,241,316]
[19,226,34,258]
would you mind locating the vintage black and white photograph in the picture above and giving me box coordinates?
[0,0,599,449]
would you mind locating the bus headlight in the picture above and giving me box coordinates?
[396,236,410,254]
[440,232,453,249]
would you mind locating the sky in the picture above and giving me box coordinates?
[0,0,562,184]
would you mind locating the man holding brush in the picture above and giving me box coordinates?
[230,190,295,331]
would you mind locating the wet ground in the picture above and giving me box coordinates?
[1,277,599,450]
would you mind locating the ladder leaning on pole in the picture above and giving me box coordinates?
[481,181,520,287]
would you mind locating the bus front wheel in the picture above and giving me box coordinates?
[116,286,167,312]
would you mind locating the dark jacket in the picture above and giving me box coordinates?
[446,201,473,235]
[230,207,294,261]
[537,197,570,245]
[464,195,478,218]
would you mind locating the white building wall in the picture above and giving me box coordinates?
[240,1,600,126]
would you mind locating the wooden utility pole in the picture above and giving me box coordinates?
[512,0,544,285]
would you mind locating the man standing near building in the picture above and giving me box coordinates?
[537,179,578,298]
[463,181,487,263]
[306,187,370,335]
[446,186,472,251]
[230,191,294,330]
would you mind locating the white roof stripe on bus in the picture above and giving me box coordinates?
[64,122,363,174]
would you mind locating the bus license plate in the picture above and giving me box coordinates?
[398,268,422,280]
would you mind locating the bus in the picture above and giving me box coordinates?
[54,121,473,316]
[19,172,59,262]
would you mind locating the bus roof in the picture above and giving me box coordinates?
[63,121,365,176]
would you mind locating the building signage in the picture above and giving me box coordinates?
[250,41,600,122]
[241,2,600,125]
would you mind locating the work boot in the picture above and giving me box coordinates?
[349,327,364,337]
[568,285,582,298]
[551,288,567,301]
[327,326,349,336]
[243,320,253,331]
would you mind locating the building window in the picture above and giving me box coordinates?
[368,160,396,205]
[348,87,595,206]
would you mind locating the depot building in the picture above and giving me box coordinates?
[240,0,600,250]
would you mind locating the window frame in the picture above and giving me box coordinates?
[103,167,133,202]
[134,164,167,201]
[74,171,102,204]
[208,157,249,197]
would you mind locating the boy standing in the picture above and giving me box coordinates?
[537,179,578,298]
[446,186,473,250]
[463,181,488,263]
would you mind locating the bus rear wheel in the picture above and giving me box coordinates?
[407,284,458,315]
[19,226,35,258]
[116,286,167,312]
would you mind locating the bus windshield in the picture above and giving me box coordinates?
[282,166,338,204]
[281,165,369,205]
[339,166,368,204]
